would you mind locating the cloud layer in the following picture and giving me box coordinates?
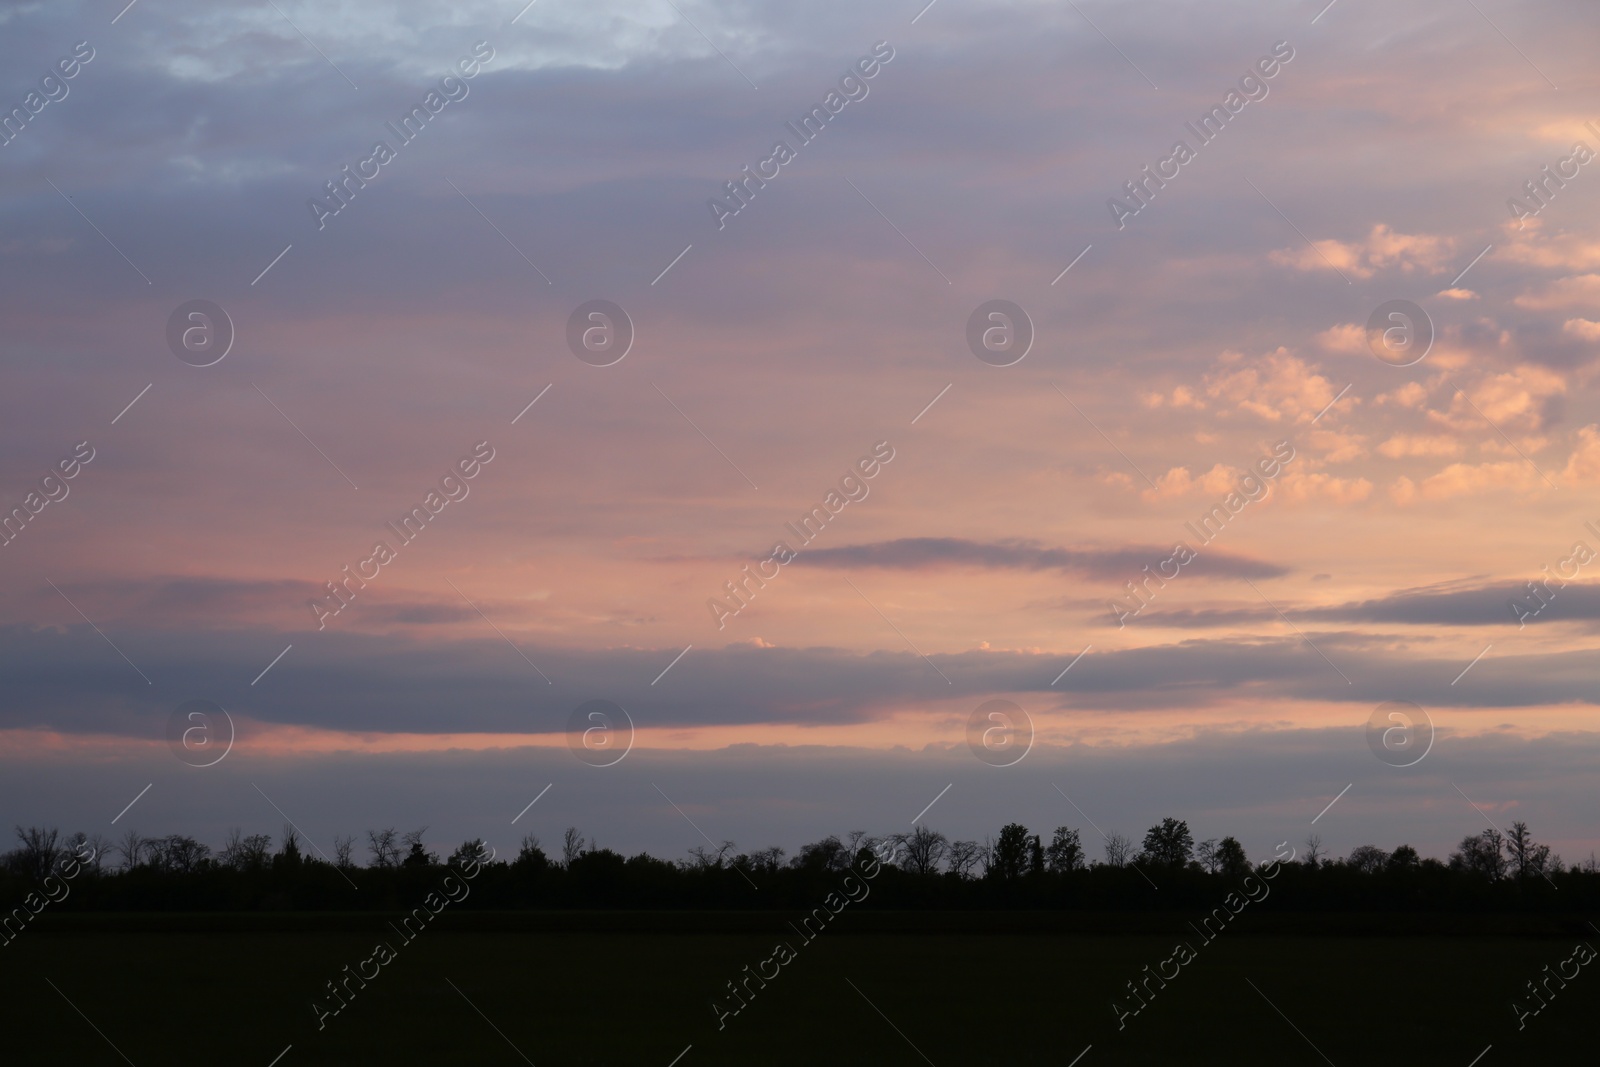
[2,0,1599,850]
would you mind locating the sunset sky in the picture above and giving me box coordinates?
[2,0,1598,868]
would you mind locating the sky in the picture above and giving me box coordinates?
[2,0,1599,870]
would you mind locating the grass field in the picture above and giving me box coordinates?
[0,914,1588,1064]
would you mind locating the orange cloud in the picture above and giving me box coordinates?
[1379,433,1464,459]
[1376,382,1430,408]
[1205,348,1343,424]
[1564,317,1600,341]
[1498,218,1600,272]
[1561,425,1600,484]
[1269,224,1454,279]
[1391,461,1544,503]
[1513,273,1600,310]
[1142,463,1238,501]
[1279,469,1373,504]
[1428,367,1565,436]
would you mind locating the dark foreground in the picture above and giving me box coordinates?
[1,913,1589,1065]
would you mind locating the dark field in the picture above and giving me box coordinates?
[1,914,1590,1065]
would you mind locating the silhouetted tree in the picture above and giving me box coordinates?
[791,835,851,872]
[1302,834,1324,868]
[844,832,870,865]
[893,826,948,876]
[219,831,243,870]
[686,841,735,870]
[246,831,274,869]
[333,835,357,869]
[448,838,489,870]
[514,834,549,871]
[1045,827,1085,873]
[150,835,211,872]
[61,831,91,869]
[1388,844,1420,871]
[1347,845,1388,874]
[10,826,60,882]
[740,847,785,877]
[1506,821,1551,882]
[402,827,434,867]
[1450,828,1507,881]
[275,826,302,868]
[1216,836,1249,877]
[13,810,1597,918]
[989,823,1031,880]
[401,835,430,867]
[367,828,400,868]
[1141,818,1194,867]
[219,828,245,869]
[946,840,982,878]
[220,829,274,870]
[84,834,109,872]
[1196,838,1220,874]
[115,828,144,870]
[1102,833,1133,868]
[562,828,587,867]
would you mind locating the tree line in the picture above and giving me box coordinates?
[4,817,1596,914]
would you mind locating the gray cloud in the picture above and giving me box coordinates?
[799,537,1289,579]
[3,617,1597,740]
[5,576,477,632]
[1148,580,1600,629]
